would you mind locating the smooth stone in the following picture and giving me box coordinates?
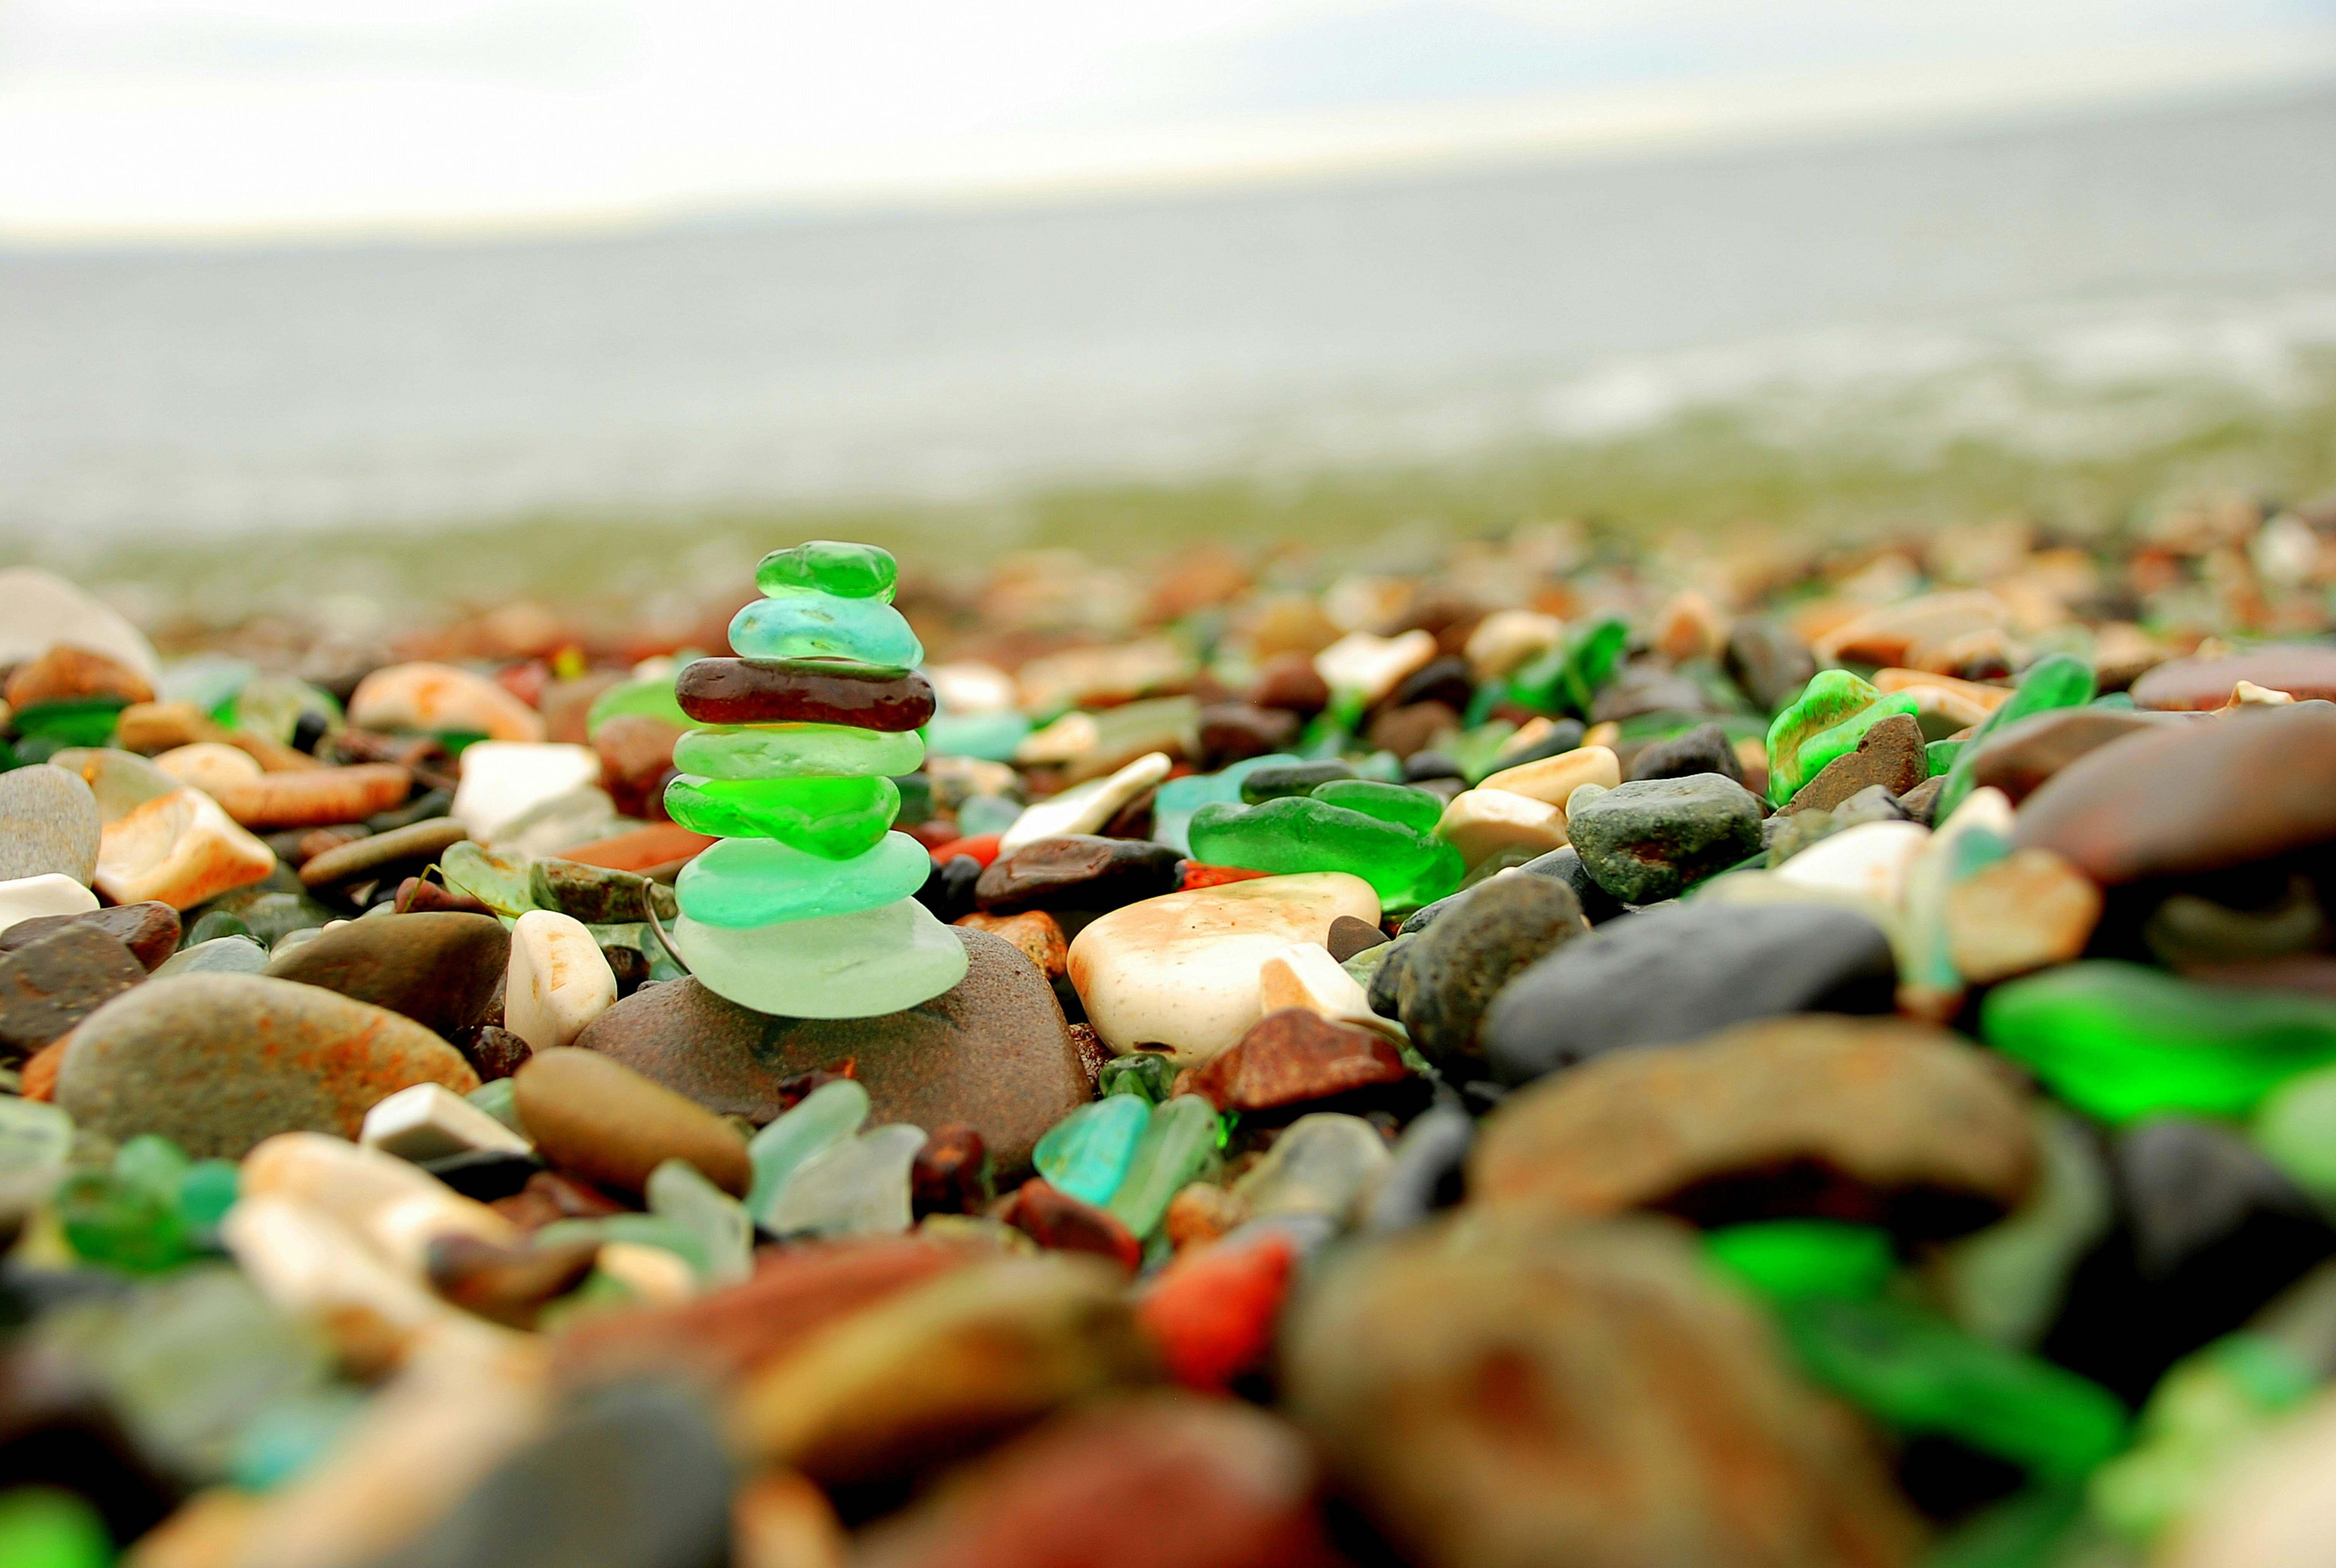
[0,566,160,682]
[505,910,619,1053]
[745,1078,870,1221]
[1474,1015,2038,1236]
[152,934,270,976]
[1516,842,1624,922]
[756,539,898,600]
[1255,940,1373,1019]
[297,819,469,891]
[1945,847,2103,984]
[513,1046,750,1196]
[527,857,676,926]
[1034,1095,1152,1206]
[360,1082,532,1162]
[676,831,929,928]
[1066,872,1381,1066]
[347,661,546,742]
[1325,913,1387,963]
[451,743,600,843]
[1431,787,1570,869]
[93,787,276,910]
[265,912,509,1039]
[973,835,1183,914]
[1187,1008,1409,1113]
[1476,744,1621,806]
[1481,901,1898,1085]
[56,974,477,1157]
[1285,1216,1920,1568]
[1725,616,1817,711]
[728,589,923,668]
[1567,774,1764,904]
[1778,712,1926,814]
[952,910,1068,983]
[998,751,1173,854]
[1361,1102,1475,1233]
[0,766,100,886]
[577,931,1085,1176]
[1231,1111,1391,1220]
[0,923,146,1060]
[2133,645,2336,710]
[1394,874,1588,1071]
[1961,707,2192,804]
[1628,721,1744,784]
[672,897,970,1018]
[670,721,923,782]
[209,765,411,831]
[662,773,898,858]
[0,900,178,970]
[675,657,937,731]
[1315,629,1438,706]
[1771,818,1931,905]
[0,872,100,936]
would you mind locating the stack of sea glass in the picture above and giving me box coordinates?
[664,542,968,1016]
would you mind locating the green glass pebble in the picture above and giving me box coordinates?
[2251,1062,2336,1199]
[756,540,898,602]
[677,831,932,929]
[663,773,899,859]
[1777,1294,2130,1480]
[178,1160,240,1247]
[58,1140,196,1275]
[1983,960,2336,1124]
[1765,669,1883,805]
[1926,738,1962,777]
[1935,653,2096,820]
[185,909,253,946]
[1098,1053,1178,1104]
[1106,1094,1222,1239]
[1933,1109,2113,1351]
[1922,1485,2087,1568]
[466,1078,527,1137]
[671,722,923,782]
[746,1079,870,1224]
[1149,754,1298,856]
[0,1488,110,1568]
[922,711,1031,764]
[1311,777,1446,835]
[647,1158,754,1285]
[1705,1220,1895,1302]
[1034,1094,1151,1206]
[1189,796,1463,909]
[438,840,540,918]
[672,899,968,1018]
[1506,616,1628,717]
[12,700,127,748]
[727,590,923,669]
[764,1124,924,1238]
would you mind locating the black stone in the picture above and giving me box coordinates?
[1239,761,1355,804]
[1398,876,1590,1071]
[419,1149,546,1202]
[1726,617,1817,713]
[1388,655,1474,714]
[915,854,981,923]
[1360,1102,1475,1233]
[1401,750,1465,783]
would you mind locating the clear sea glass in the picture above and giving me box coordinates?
[673,898,968,1017]
[764,1124,925,1238]
[746,1079,870,1223]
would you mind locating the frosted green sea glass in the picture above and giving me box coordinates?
[727,589,923,668]
[673,898,969,1017]
[1311,777,1446,835]
[1106,1094,1221,1238]
[747,1079,870,1222]
[671,722,923,781]
[663,773,899,858]
[756,540,898,601]
[1033,1095,1150,1206]
[1189,795,1462,909]
[677,831,932,928]
[1706,1220,1895,1302]
[765,1124,924,1237]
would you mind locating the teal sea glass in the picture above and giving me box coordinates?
[756,540,898,601]
[747,1079,870,1222]
[663,773,900,858]
[1105,1094,1221,1238]
[1034,1095,1151,1206]
[672,722,923,781]
[1189,795,1463,908]
[727,590,923,669]
[678,831,933,928]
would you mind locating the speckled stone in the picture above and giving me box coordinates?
[0,901,179,971]
[0,765,100,886]
[0,923,147,1061]
[1565,773,1764,904]
[1394,875,1589,1073]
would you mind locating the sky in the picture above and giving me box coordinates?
[3,0,2335,243]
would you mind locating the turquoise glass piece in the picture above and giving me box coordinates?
[677,832,932,928]
[1105,1094,1221,1238]
[1033,1095,1150,1206]
[671,722,923,781]
[178,1160,240,1247]
[673,898,969,1018]
[923,711,1031,762]
[765,1124,925,1237]
[747,1079,870,1223]
[728,590,923,669]
[647,1158,753,1285]
[1189,796,1463,909]
[955,794,1024,837]
[755,540,898,601]
[1311,778,1445,835]
[1150,754,1298,856]
[1983,960,2336,1124]
[1705,1220,1895,1302]
[663,773,899,858]
[1935,653,2096,820]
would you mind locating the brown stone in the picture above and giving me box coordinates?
[1471,1014,2037,1238]
[1196,703,1300,765]
[574,931,1088,1177]
[1364,699,1459,760]
[912,1125,993,1217]
[1325,913,1386,963]
[297,818,469,890]
[3,644,153,709]
[0,902,179,971]
[209,764,412,829]
[1000,1179,1141,1273]
[1250,651,1330,717]
[1962,706,2196,804]
[424,1233,600,1329]
[461,1023,534,1081]
[1186,1009,1410,1114]
[1946,847,2103,984]
[264,912,509,1040]
[2132,644,2336,709]
[2015,705,2336,885]
[973,835,1182,914]
[952,910,1067,980]
[593,713,683,819]
[512,1046,751,1197]
[1780,712,1926,814]
[1283,1216,1921,1568]
[0,924,147,1061]
[1163,1183,1249,1251]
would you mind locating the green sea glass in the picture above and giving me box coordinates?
[2252,1062,2336,1199]
[673,898,968,1017]
[1935,653,2096,820]
[1933,1109,2113,1351]
[57,1135,199,1274]
[1311,778,1446,835]
[923,711,1031,763]
[1777,1294,2130,1480]
[663,773,899,859]
[1983,960,2336,1124]
[746,1079,870,1222]
[1765,670,1883,805]
[1105,1094,1221,1238]
[1033,1096,1151,1206]
[677,831,932,928]
[1189,795,1463,908]
[647,1158,753,1285]
[764,1124,924,1237]
[727,590,923,669]
[671,722,923,781]
[1144,749,1297,854]
[1098,1053,1178,1104]
[1705,1220,1895,1302]
[0,1488,109,1568]
[466,1078,527,1137]
[437,840,539,917]
[1504,616,1629,718]
[2088,1331,2315,1545]
[584,664,698,737]
[755,540,898,601]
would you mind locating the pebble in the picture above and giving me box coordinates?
[0,899,179,970]
[348,661,548,741]
[951,908,1068,980]
[0,564,162,684]
[1566,773,1766,903]
[298,817,471,891]
[1945,846,2103,984]
[1392,873,1588,1071]
[1431,786,1569,867]
[1770,817,1931,905]
[1628,719,1745,783]
[504,910,619,1053]
[2132,644,2336,709]
[972,833,1182,912]
[1960,705,2190,804]
[265,911,510,1040]
[1185,1008,1410,1113]
[92,786,277,910]
[1777,710,1926,814]
[1229,1111,1391,1221]
[1474,741,1621,805]
[451,742,601,842]
[360,1082,534,1163]
[997,751,1172,853]
[0,764,101,885]
[511,1046,751,1196]
[0,923,148,1061]
[0,872,101,937]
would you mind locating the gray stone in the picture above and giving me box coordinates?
[264,911,509,1039]
[153,936,270,977]
[0,902,179,971]
[1517,844,1625,923]
[1766,785,1909,866]
[1396,876,1589,1072]
[296,817,469,890]
[1628,721,1743,784]
[1726,617,1817,713]
[0,924,147,1061]
[1567,773,1764,904]
[0,764,100,885]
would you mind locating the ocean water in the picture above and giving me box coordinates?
[3,83,2336,564]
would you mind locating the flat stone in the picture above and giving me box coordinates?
[55,973,478,1158]
[1779,712,1925,814]
[1566,773,1764,903]
[1946,847,2103,984]
[0,873,99,937]
[577,930,1088,1177]
[1433,788,1568,868]
[1325,913,1387,962]
[209,764,413,830]
[1475,744,1620,807]
[1473,1015,2037,1237]
[1962,707,2194,804]
[1185,1008,1411,1113]
[513,1046,750,1197]
[361,1081,532,1162]
[1284,1215,1920,1568]
[973,835,1183,913]
[0,923,147,1061]
[0,900,178,971]
[2015,704,2336,885]
[1481,901,1899,1085]
[0,766,100,885]
[297,818,470,890]
[264,911,509,1039]
[528,857,675,925]
[998,752,1172,854]
[1394,874,1588,1072]
[1628,721,1744,784]
[2132,645,2336,710]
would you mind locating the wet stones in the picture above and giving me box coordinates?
[1628,721,1744,784]
[1391,874,1589,1072]
[263,912,510,1040]
[511,1046,751,1197]
[296,818,470,893]
[1565,773,1765,904]
[1185,1008,1411,1114]
[0,901,179,971]
[1961,707,2191,805]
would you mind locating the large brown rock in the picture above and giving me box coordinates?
[1471,1014,2037,1238]
[1962,706,2195,804]
[575,928,1087,1176]
[2014,705,2336,885]
[264,911,509,1039]
[1282,1216,1921,1568]
[2132,645,2336,709]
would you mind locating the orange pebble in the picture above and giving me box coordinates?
[1137,1231,1298,1390]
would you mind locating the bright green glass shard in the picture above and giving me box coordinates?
[1705,1220,1895,1302]
[1106,1094,1221,1238]
[755,540,898,601]
[1934,653,2096,820]
[1311,778,1446,835]
[662,773,899,858]
[671,722,923,781]
[1189,795,1462,909]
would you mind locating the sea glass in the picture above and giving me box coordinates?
[57,1135,197,1274]
[1189,796,1463,908]
[755,539,898,601]
[0,1488,109,1568]
[1706,1220,1895,1302]
[1983,960,2336,1123]
[585,666,695,736]
[678,832,932,928]
[727,590,923,669]
[1229,1112,1392,1220]
[746,1078,870,1222]
[1311,778,1446,835]
[537,1214,710,1281]
[1098,1053,1179,1104]
[1106,1094,1221,1238]
[673,898,969,1017]
[1505,616,1628,717]
[438,839,539,917]
[1934,653,2096,821]
[2252,1062,2336,1200]
[2088,1331,2315,1544]
[923,711,1031,763]
[662,773,899,858]
[647,1158,753,1285]
[1766,670,1886,806]
[675,657,936,731]
[1033,1095,1151,1206]
[1149,754,1297,856]
[764,1124,925,1237]
[671,722,923,781]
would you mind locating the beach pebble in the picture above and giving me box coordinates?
[92,787,276,910]
[504,910,618,1053]
[0,923,148,1061]
[1777,711,1925,814]
[1254,940,1372,1020]
[349,661,547,741]
[0,900,179,971]
[512,1046,750,1197]
[0,765,101,886]
[973,834,1182,913]
[1771,818,1931,905]
[1432,787,1568,867]
[451,742,601,842]
[1185,1008,1410,1114]
[1393,874,1588,1071]
[1946,847,2103,984]
[1475,743,1621,806]
[265,911,510,1040]
[1567,773,1765,904]
[997,751,1172,854]
[360,1082,533,1163]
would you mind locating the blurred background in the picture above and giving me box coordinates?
[5,1,2336,630]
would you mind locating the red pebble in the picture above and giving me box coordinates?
[929,832,1003,869]
[1137,1230,1298,1391]
[1002,1178,1141,1274]
[1177,861,1272,891]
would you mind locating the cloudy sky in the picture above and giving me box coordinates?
[4,0,2334,242]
